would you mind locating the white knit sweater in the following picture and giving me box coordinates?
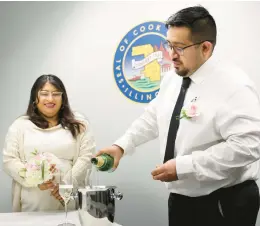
[2,113,96,212]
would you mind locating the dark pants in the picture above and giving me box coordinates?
[168,180,260,226]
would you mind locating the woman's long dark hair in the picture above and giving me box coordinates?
[26,74,85,138]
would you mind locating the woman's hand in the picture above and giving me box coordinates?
[50,184,64,202]
[38,164,57,190]
[38,179,55,190]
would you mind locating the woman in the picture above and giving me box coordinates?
[2,74,95,212]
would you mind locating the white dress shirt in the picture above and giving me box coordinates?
[115,55,260,197]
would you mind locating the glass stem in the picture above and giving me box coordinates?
[96,168,99,186]
[65,202,68,225]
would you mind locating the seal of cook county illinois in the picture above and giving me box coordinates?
[113,21,173,103]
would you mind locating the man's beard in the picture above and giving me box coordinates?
[175,68,189,77]
[173,58,189,77]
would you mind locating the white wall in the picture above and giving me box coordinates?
[1,1,260,226]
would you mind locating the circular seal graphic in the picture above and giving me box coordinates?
[113,21,173,103]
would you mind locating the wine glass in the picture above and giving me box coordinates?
[56,168,75,226]
[89,165,100,188]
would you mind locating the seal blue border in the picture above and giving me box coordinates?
[113,21,167,103]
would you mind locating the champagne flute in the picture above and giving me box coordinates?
[56,168,75,226]
[89,165,99,188]
[49,164,65,207]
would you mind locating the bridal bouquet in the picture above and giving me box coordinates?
[19,149,61,187]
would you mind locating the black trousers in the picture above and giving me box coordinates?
[168,180,260,226]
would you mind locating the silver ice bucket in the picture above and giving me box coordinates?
[76,185,123,225]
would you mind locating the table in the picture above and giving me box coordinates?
[0,211,122,226]
[0,211,81,226]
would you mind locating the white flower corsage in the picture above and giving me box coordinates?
[177,97,200,120]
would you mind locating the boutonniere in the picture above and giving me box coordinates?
[177,97,200,120]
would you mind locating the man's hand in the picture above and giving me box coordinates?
[151,159,178,182]
[94,145,124,170]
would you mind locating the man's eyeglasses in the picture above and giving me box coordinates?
[163,40,211,56]
[39,91,63,99]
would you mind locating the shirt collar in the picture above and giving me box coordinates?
[189,54,219,85]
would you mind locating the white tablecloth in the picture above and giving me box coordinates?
[0,211,81,226]
[0,211,122,226]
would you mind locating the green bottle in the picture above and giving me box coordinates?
[91,153,114,171]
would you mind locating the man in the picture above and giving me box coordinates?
[96,6,260,226]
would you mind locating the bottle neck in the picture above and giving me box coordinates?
[91,157,98,165]
[91,156,105,167]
